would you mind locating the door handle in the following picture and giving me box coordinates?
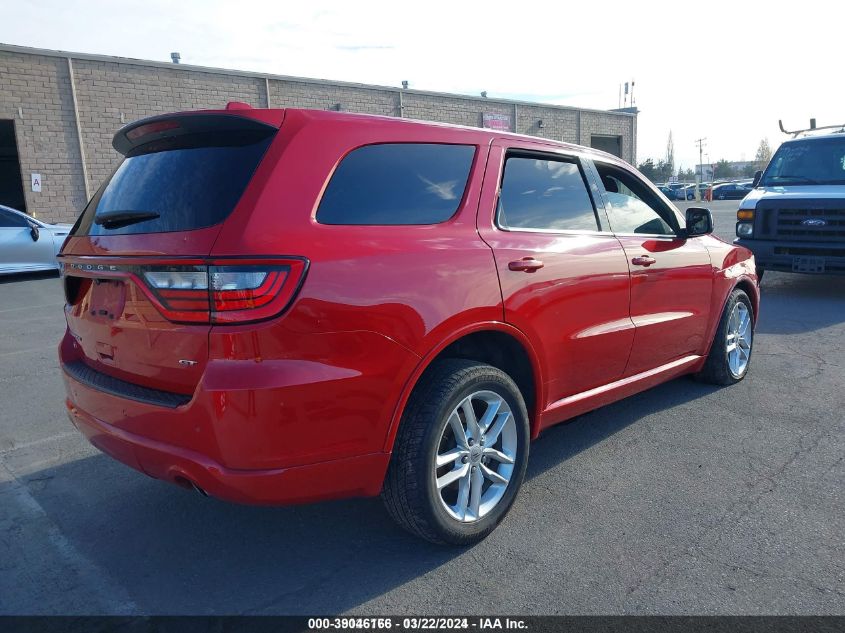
[508,257,545,273]
[631,256,656,267]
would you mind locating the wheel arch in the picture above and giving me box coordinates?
[382,322,545,453]
[700,273,759,361]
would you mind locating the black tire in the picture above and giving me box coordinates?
[696,288,754,385]
[382,359,530,545]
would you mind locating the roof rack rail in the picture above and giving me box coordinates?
[779,118,845,138]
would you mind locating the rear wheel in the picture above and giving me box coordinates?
[696,288,754,385]
[382,359,530,545]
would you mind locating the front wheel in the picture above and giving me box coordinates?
[382,359,530,545]
[696,288,754,385]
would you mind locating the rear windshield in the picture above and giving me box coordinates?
[73,130,274,236]
[316,143,475,225]
[762,136,845,186]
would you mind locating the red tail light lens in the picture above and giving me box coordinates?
[138,259,307,324]
[209,261,306,324]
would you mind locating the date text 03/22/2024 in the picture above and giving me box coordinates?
[307,617,529,630]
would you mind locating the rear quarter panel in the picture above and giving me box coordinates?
[208,112,506,463]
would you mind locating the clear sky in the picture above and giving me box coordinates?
[1,0,840,171]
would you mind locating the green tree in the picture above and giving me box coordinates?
[665,131,675,176]
[678,166,695,182]
[637,158,658,181]
[754,138,772,168]
[740,163,758,178]
[713,159,734,180]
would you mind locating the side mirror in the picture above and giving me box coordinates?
[752,170,763,188]
[29,224,40,242]
[684,207,713,237]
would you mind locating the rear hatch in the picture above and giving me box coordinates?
[61,111,281,396]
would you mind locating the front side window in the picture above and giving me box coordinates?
[762,137,845,186]
[316,143,476,225]
[0,209,29,228]
[497,155,599,231]
[596,163,677,236]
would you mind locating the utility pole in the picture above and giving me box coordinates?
[695,137,707,201]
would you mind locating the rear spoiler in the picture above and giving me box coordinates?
[113,112,279,156]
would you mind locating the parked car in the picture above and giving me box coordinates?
[0,204,72,275]
[657,185,679,200]
[667,182,686,196]
[737,132,845,277]
[59,106,760,544]
[679,183,703,200]
[711,182,751,200]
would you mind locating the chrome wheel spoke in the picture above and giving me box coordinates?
[478,398,502,433]
[481,464,509,486]
[447,411,468,449]
[485,411,511,445]
[461,399,481,441]
[468,466,483,519]
[437,463,469,489]
[483,447,514,465]
[436,447,466,468]
[454,471,471,519]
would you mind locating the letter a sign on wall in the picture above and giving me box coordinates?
[31,173,42,193]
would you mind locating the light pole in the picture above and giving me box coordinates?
[695,137,707,201]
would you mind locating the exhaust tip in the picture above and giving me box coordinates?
[173,475,208,497]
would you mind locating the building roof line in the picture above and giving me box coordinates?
[0,42,635,118]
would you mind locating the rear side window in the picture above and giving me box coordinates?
[73,130,274,236]
[497,155,599,231]
[316,143,475,225]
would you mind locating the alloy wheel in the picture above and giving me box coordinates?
[433,390,517,523]
[726,301,752,378]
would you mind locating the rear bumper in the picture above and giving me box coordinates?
[735,238,845,275]
[65,394,389,505]
[59,324,418,505]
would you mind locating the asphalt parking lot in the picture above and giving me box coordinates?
[1,200,843,615]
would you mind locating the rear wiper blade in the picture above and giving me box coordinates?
[94,210,160,229]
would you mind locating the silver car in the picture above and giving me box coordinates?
[0,205,73,275]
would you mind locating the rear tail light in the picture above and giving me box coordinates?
[138,259,307,324]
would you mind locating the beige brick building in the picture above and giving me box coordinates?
[0,43,637,224]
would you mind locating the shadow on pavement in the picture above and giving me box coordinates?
[0,271,60,285]
[756,272,845,335]
[5,374,720,615]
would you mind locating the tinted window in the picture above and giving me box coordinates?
[0,209,29,228]
[316,143,475,225]
[762,137,845,186]
[497,156,599,231]
[73,131,274,236]
[596,163,676,235]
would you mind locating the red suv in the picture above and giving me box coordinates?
[59,106,759,544]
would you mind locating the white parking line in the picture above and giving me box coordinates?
[0,303,63,314]
[0,345,58,358]
[0,431,78,456]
